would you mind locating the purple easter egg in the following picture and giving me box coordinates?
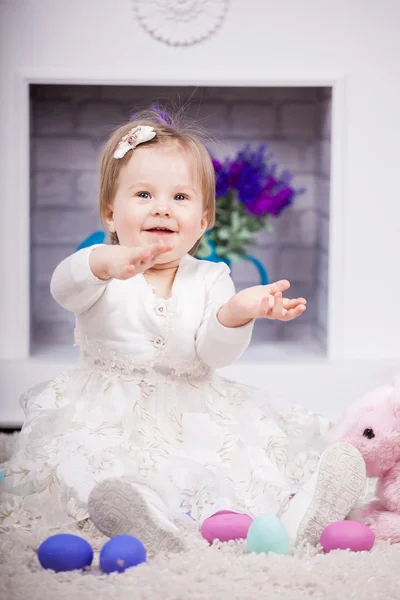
[320,521,375,553]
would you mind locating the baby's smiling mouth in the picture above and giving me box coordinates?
[144,227,176,235]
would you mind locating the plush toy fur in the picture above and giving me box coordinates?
[329,377,400,542]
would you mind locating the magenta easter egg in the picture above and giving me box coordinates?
[320,521,375,553]
[201,511,253,543]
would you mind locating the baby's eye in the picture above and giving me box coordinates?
[175,194,188,201]
[137,191,150,199]
[363,428,375,439]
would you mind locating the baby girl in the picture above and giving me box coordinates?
[0,108,366,554]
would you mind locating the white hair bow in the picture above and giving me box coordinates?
[113,125,156,159]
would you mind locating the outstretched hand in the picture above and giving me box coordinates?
[89,239,174,281]
[239,280,307,321]
[218,280,307,328]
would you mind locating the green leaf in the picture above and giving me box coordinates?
[217,228,232,241]
[210,193,277,257]
[215,245,229,257]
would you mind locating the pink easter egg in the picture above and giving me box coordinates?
[320,521,375,553]
[201,510,253,544]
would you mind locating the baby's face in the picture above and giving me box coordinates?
[108,143,207,264]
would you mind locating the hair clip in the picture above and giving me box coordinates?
[113,125,156,159]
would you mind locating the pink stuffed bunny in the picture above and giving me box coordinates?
[329,377,400,542]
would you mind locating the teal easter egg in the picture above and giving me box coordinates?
[246,514,290,556]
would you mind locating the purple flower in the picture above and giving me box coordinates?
[212,143,301,218]
[231,145,269,205]
[227,160,244,188]
[248,187,294,217]
[213,159,230,197]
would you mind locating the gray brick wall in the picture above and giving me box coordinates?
[30,85,331,351]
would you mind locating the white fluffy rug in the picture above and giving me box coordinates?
[1,432,400,600]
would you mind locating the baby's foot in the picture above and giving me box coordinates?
[281,442,367,547]
[88,478,185,556]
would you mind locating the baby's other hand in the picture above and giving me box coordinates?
[231,280,307,322]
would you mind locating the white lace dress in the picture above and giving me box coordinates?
[0,247,331,534]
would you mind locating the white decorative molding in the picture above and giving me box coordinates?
[132,0,230,46]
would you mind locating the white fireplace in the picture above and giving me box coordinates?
[29,83,331,356]
[1,0,399,427]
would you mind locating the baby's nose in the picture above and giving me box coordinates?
[152,199,171,216]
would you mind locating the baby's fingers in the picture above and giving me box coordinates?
[154,240,174,254]
[267,279,290,295]
[283,297,307,309]
[147,240,174,258]
[271,292,283,319]
[261,294,274,313]
[281,304,306,321]
[121,264,136,279]
[132,249,152,267]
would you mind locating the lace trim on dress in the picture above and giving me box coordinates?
[74,329,211,380]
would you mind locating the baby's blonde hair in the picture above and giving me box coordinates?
[98,106,216,255]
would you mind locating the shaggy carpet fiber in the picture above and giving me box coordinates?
[1,432,400,600]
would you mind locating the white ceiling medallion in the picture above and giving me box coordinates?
[132,0,230,47]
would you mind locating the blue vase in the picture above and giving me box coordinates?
[76,231,106,251]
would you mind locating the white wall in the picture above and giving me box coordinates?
[29,84,328,349]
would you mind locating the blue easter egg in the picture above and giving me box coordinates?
[37,534,93,572]
[100,535,147,574]
[247,514,290,556]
